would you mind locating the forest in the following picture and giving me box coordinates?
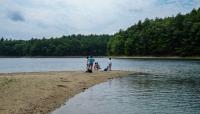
[108,8,200,56]
[0,8,200,56]
[0,35,110,56]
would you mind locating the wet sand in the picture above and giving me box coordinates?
[0,71,131,114]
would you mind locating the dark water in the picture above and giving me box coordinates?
[51,58,200,114]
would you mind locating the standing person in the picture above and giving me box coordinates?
[88,56,95,72]
[108,58,112,71]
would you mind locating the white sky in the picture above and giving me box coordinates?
[0,0,200,39]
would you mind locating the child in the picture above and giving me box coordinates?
[94,62,101,70]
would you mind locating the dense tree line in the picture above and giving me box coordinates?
[108,8,200,56]
[0,8,200,56]
[0,34,110,56]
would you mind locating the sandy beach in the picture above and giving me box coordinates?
[0,71,131,114]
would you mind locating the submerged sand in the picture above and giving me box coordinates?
[0,71,132,114]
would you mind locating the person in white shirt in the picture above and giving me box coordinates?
[108,58,112,71]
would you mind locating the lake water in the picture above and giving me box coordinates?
[0,58,200,75]
[52,74,200,114]
[1,58,200,114]
[49,58,199,114]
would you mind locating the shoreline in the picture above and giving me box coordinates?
[0,71,132,114]
[0,56,106,58]
[112,56,200,60]
[0,56,199,60]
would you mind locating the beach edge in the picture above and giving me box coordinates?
[0,70,133,114]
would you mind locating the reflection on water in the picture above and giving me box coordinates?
[52,73,200,114]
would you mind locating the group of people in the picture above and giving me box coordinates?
[86,56,112,73]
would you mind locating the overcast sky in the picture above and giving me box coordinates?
[0,0,200,39]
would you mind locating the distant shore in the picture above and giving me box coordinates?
[0,56,106,58]
[0,71,132,114]
[0,56,200,60]
[113,56,200,60]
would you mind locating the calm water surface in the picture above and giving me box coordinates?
[0,58,200,74]
[52,74,200,114]
[50,58,200,114]
[0,58,200,114]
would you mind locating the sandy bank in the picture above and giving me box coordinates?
[0,71,132,114]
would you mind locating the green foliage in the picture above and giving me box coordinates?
[0,34,110,56]
[107,8,200,56]
[0,8,200,56]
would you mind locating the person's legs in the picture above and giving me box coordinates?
[89,63,93,71]
[91,63,93,71]
[89,64,91,70]
[108,64,112,71]
[86,64,89,71]
[94,64,97,70]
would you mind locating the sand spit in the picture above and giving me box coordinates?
[0,71,132,114]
